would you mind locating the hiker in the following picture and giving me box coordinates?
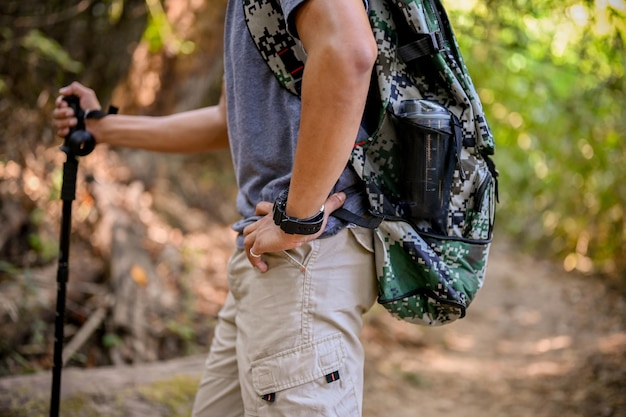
[53,0,378,415]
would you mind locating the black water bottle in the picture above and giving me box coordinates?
[395,99,453,220]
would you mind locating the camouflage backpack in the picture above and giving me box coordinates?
[243,0,498,326]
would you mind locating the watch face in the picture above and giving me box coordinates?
[273,199,284,226]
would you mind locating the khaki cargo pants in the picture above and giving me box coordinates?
[191,226,377,417]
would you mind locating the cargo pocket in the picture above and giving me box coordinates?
[251,333,359,417]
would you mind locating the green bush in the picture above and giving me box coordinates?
[448,1,626,283]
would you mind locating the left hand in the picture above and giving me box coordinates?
[242,192,346,272]
[53,82,103,138]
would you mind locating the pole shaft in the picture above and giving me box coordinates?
[50,156,78,417]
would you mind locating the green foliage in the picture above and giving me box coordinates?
[1,391,124,417]
[137,375,199,417]
[399,369,426,388]
[25,208,59,262]
[447,0,626,281]
[143,0,195,54]
[102,333,124,349]
[20,29,83,73]
[0,261,18,278]
[0,373,198,417]
[166,319,195,342]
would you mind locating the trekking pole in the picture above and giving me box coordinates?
[50,95,96,417]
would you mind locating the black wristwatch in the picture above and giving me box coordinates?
[273,189,325,235]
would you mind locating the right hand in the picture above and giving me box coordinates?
[242,192,346,272]
[53,82,102,138]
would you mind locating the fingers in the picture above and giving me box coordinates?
[242,192,346,273]
[53,82,102,137]
[53,98,76,138]
[243,227,269,272]
[59,81,102,112]
[323,191,346,213]
[247,246,268,272]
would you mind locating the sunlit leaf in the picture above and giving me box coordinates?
[20,30,83,73]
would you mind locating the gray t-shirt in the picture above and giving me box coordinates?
[224,0,369,242]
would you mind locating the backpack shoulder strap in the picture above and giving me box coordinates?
[243,0,306,97]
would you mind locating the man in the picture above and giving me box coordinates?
[53,0,378,415]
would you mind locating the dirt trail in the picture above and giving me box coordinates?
[1,236,624,417]
[362,237,626,417]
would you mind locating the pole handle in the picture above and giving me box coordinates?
[62,96,96,157]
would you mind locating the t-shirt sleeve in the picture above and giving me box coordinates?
[281,0,369,39]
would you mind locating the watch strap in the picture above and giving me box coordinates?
[84,105,119,120]
[273,189,325,235]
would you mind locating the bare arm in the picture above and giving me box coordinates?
[287,0,377,218]
[53,82,229,153]
[90,106,229,153]
[242,0,377,270]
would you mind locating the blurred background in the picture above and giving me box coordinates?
[0,0,624,416]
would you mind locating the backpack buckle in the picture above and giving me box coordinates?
[427,31,443,52]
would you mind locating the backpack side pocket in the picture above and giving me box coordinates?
[393,99,459,234]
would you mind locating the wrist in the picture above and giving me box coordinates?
[84,104,118,144]
[273,188,325,235]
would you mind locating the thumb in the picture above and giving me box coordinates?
[254,201,273,216]
[59,81,85,97]
[59,82,101,111]
[324,192,346,214]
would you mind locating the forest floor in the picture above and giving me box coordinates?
[1,233,625,417]
[361,238,626,417]
[1,147,625,417]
